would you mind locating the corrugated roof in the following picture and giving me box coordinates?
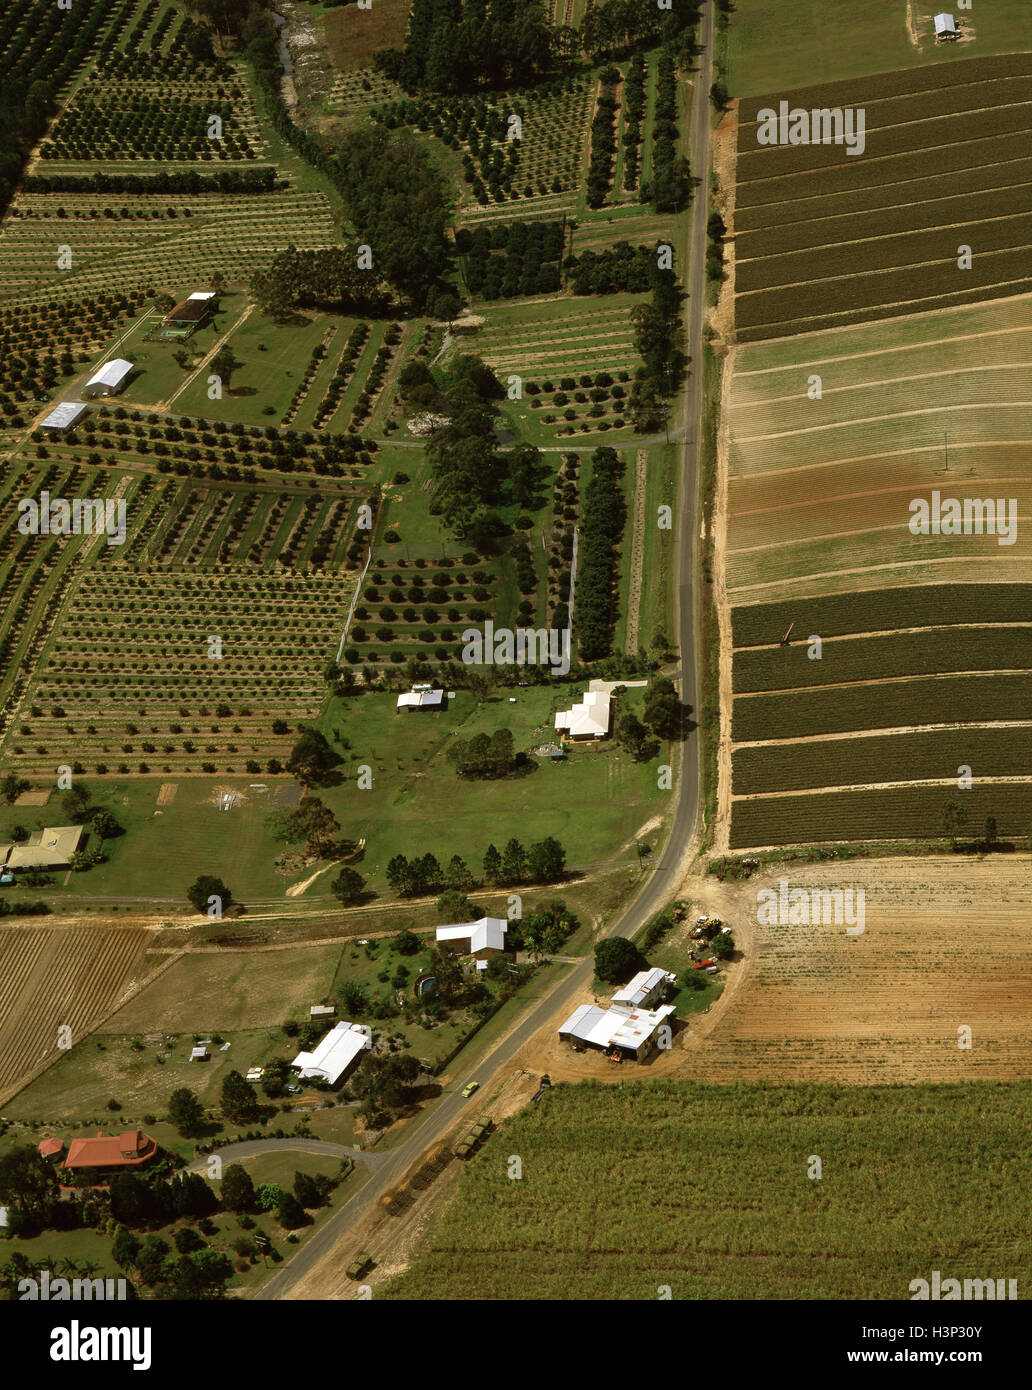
[39,401,87,430]
[85,358,133,391]
[292,1021,371,1086]
[435,916,508,952]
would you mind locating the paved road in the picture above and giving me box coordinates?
[258,6,716,1299]
[185,1137,390,1173]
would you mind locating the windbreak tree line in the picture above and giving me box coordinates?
[576,447,627,662]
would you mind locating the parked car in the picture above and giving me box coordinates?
[706,966,719,974]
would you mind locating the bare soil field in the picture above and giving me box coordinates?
[323,0,410,72]
[683,858,1032,1083]
[0,925,149,1106]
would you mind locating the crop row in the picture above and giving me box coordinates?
[737,129,1029,213]
[736,211,1032,294]
[737,182,1032,263]
[732,673,1032,744]
[732,585,1032,647]
[735,51,1032,129]
[732,726,1032,796]
[735,155,1032,234]
[737,94,1031,185]
[735,246,1032,340]
[730,783,1032,849]
[733,627,1032,695]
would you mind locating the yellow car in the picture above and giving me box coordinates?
[461,1081,480,1098]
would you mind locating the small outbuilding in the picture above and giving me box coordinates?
[82,358,133,398]
[161,291,216,336]
[39,402,88,432]
[38,1137,65,1160]
[934,13,957,38]
[611,967,670,1011]
[189,1046,209,1061]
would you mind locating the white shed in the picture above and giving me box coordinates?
[934,13,957,37]
[39,402,88,431]
[82,358,133,398]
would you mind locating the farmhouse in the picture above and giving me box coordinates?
[38,401,88,432]
[82,358,133,398]
[161,291,216,336]
[0,824,85,871]
[555,688,611,740]
[63,1130,159,1175]
[558,1001,676,1062]
[611,967,671,1010]
[934,13,958,39]
[435,916,509,960]
[397,683,444,710]
[291,1020,372,1088]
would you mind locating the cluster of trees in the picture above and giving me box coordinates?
[576,447,627,661]
[459,220,564,299]
[568,241,655,296]
[629,265,685,431]
[509,899,578,956]
[220,1159,341,1229]
[707,210,727,282]
[269,795,353,862]
[350,1052,422,1129]
[375,0,561,93]
[251,246,390,319]
[25,168,276,196]
[286,727,342,787]
[187,874,234,915]
[587,68,620,209]
[483,834,566,885]
[329,125,452,311]
[649,52,693,213]
[448,729,522,779]
[581,0,702,60]
[425,355,505,537]
[617,679,687,760]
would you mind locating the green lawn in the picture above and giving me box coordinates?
[726,0,1031,96]
[174,308,335,423]
[317,682,668,889]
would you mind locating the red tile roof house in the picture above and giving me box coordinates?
[60,1130,159,1185]
[37,1137,64,1160]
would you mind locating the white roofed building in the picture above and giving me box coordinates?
[82,358,133,398]
[435,916,509,960]
[558,1000,676,1062]
[934,13,957,37]
[39,402,88,431]
[397,683,444,710]
[291,1021,372,1087]
[611,967,670,1011]
[555,688,611,740]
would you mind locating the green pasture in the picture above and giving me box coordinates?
[727,0,1031,96]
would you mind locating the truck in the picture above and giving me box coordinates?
[346,1252,373,1280]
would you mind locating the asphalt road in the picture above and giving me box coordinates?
[258,6,716,1299]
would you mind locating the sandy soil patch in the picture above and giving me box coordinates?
[14,788,50,806]
[156,783,177,807]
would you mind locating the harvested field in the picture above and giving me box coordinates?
[0,925,149,1105]
[733,55,1032,338]
[690,858,1032,1080]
